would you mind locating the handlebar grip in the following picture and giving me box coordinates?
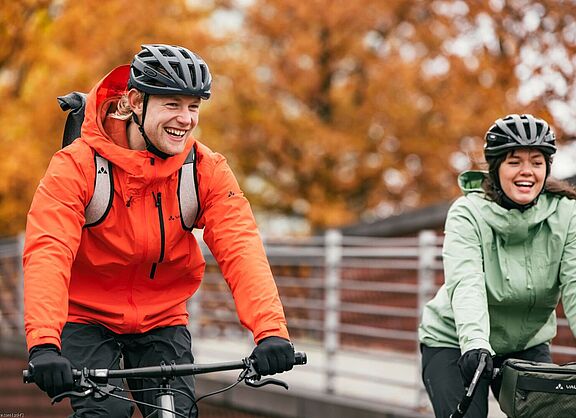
[295,351,307,365]
[23,368,82,384]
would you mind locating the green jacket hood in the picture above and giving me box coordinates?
[457,170,559,244]
[457,170,486,195]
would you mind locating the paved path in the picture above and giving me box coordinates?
[192,336,506,418]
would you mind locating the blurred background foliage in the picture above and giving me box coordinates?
[1,0,575,235]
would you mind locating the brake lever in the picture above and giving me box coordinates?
[246,376,289,390]
[51,387,94,404]
[241,358,289,390]
[50,371,118,404]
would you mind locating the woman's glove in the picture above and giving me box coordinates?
[457,348,493,386]
[28,344,75,398]
[249,336,295,375]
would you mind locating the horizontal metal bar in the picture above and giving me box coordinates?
[339,324,418,341]
[202,275,429,294]
[338,303,418,317]
[279,298,419,317]
[551,345,576,355]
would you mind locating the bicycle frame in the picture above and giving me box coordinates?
[24,352,307,418]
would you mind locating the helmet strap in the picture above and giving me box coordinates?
[132,93,171,160]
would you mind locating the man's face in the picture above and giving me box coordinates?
[141,95,201,156]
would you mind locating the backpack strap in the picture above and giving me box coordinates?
[84,147,197,229]
[85,153,114,227]
[178,146,200,231]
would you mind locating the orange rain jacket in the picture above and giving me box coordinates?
[24,65,289,350]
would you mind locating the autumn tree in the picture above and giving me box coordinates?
[204,0,576,230]
[1,0,576,236]
[0,0,221,235]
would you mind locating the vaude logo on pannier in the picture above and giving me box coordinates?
[549,381,576,393]
[518,375,576,395]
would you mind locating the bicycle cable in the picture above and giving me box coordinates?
[93,386,189,418]
[195,369,247,404]
[97,368,249,418]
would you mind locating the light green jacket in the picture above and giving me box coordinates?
[418,171,576,355]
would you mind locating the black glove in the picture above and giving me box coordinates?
[458,348,493,386]
[249,336,295,376]
[28,344,75,398]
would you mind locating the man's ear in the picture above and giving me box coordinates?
[127,89,144,117]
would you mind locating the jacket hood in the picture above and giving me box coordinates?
[458,170,486,195]
[81,65,194,178]
[458,170,559,243]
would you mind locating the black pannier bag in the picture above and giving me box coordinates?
[499,358,576,417]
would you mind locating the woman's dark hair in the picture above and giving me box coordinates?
[482,152,576,202]
[544,177,576,199]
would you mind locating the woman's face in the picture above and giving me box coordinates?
[498,148,547,205]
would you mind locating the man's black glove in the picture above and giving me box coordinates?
[28,344,75,398]
[249,336,295,376]
[457,348,493,386]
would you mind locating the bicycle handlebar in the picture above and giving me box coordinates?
[23,351,307,384]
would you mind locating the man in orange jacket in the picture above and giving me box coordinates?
[24,44,294,417]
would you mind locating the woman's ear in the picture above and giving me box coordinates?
[127,89,144,117]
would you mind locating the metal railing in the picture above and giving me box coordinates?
[3,229,576,412]
[187,229,444,409]
[0,234,25,353]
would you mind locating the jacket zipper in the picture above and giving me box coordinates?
[150,192,165,279]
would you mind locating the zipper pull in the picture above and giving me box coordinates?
[126,196,133,207]
[152,192,162,207]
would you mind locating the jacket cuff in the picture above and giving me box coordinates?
[253,322,290,344]
[26,328,62,352]
[461,338,494,356]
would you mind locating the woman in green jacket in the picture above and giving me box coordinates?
[418,113,576,418]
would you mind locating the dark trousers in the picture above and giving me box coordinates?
[61,322,197,418]
[420,343,551,418]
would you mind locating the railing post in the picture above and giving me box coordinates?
[417,230,436,318]
[324,229,342,394]
[189,231,206,342]
[16,232,26,336]
[187,296,201,339]
[416,229,438,407]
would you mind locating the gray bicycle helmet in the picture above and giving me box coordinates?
[129,44,211,99]
[484,114,556,158]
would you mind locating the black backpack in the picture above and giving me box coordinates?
[57,92,199,229]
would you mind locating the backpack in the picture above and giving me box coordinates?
[57,92,199,229]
